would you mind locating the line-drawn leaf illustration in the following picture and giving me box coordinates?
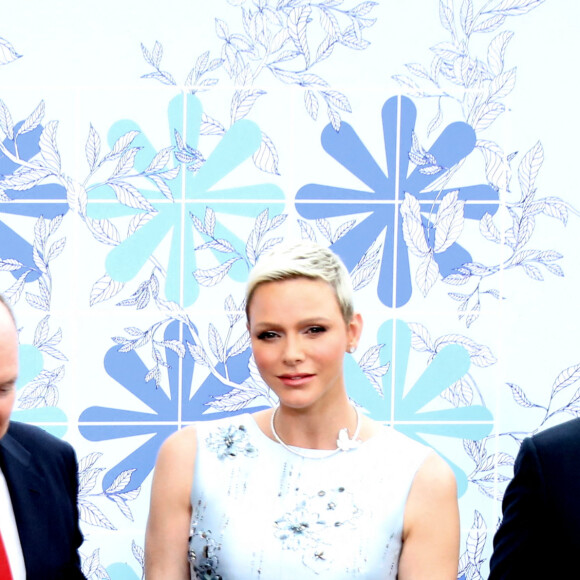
[0,37,21,66]
[200,113,226,136]
[39,120,61,172]
[304,89,319,121]
[408,322,434,352]
[78,499,116,530]
[90,274,125,306]
[288,5,312,67]
[187,341,210,367]
[358,344,383,370]
[111,147,140,178]
[401,194,430,257]
[231,89,266,122]
[405,62,432,81]
[105,469,136,494]
[228,331,251,358]
[492,0,545,17]
[518,140,543,199]
[16,101,45,137]
[474,102,505,131]
[208,323,225,362]
[193,258,240,286]
[439,0,455,34]
[463,439,484,465]
[434,191,464,253]
[315,34,335,64]
[210,387,258,413]
[1,166,51,191]
[204,207,216,237]
[0,258,23,271]
[105,130,140,161]
[321,89,352,113]
[466,510,486,565]
[81,548,102,578]
[487,30,513,76]
[109,182,154,212]
[85,124,101,172]
[416,251,439,296]
[252,131,280,175]
[506,382,536,408]
[479,212,501,243]
[473,13,505,33]
[4,272,28,303]
[132,541,144,569]
[88,218,121,245]
[522,263,542,280]
[489,68,517,100]
[460,0,474,35]
[298,219,316,241]
[552,363,580,397]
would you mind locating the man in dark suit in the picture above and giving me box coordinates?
[489,417,580,579]
[0,295,85,579]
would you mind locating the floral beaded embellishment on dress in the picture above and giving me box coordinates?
[205,423,258,460]
[188,525,223,580]
[274,486,361,573]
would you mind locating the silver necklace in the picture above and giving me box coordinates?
[270,404,362,459]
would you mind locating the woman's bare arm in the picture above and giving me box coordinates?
[398,452,460,579]
[145,426,198,580]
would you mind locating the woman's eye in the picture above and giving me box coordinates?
[257,331,278,340]
[307,326,326,335]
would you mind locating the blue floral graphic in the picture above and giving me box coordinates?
[0,123,68,282]
[87,93,284,307]
[296,96,499,307]
[206,424,258,460]
[79,320,264,491]
[346,319,493,495]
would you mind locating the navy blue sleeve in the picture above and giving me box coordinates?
[488,437,548,579]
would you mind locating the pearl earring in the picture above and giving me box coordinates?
[348,345,356,353]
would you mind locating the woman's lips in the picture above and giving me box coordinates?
[277,373,314,387]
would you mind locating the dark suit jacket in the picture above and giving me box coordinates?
[0,421,85,579]
[489,417,580,579]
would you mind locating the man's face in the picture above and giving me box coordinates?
[0,302,18,439]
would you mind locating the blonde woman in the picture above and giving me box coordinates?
[145,241,459,579]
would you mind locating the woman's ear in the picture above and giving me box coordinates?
[346,312,363,351]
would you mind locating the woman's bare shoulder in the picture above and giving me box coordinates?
[156,425,198,468]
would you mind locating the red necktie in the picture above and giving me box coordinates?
[0,529,13,580]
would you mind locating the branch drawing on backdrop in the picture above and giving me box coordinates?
[140,0,379,174]
[392,0,579,325]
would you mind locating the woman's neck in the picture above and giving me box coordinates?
[272,398,358,450]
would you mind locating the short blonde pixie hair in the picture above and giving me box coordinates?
[245,241,354,322]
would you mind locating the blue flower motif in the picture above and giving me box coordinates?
[87,94,284,307]
[296,96,499,307]
[206,424,258,460]
[78,320,264,492]
[0,123,68,282]
[346,319,494,495]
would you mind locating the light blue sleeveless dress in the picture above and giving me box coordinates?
[188,414,431,579]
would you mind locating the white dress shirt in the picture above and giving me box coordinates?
[0,468,26,580]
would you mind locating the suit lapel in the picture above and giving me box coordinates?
[0,428,45,563]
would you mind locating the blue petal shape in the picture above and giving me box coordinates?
[0,123,68,281]
[348,319,493,496]
[87,94,284,307]
[79,321,265,491]
[296,95,500,307]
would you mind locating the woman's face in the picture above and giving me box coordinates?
[247,277,362,411]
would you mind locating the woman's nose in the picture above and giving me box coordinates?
[282,336,305,364]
